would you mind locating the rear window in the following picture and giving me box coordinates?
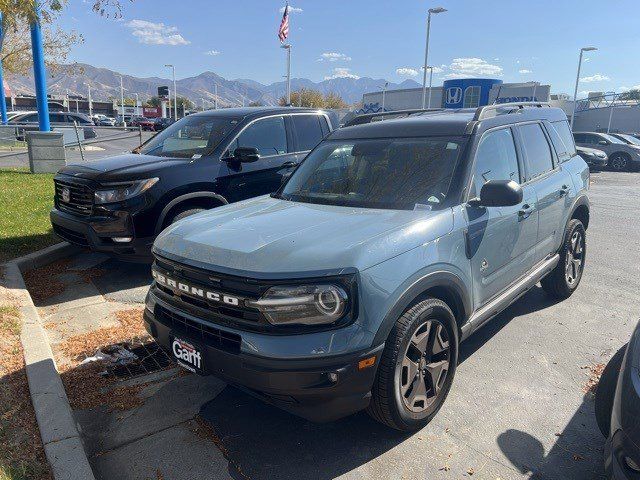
[519,123,554,180]
[292,115,325,152]
[549,120,577,162]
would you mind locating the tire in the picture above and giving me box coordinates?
[367,298,459,431]
[595,345,627,437]
[541,219,586,299]
[166,207,205,226]
[609,153,631,172]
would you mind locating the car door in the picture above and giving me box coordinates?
[220,115,297,202]
[465,126,539,309]
[290,114,329,165]
[517,122,572,261]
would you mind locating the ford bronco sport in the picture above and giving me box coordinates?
[50,107,334,261]
[145,103,590,431]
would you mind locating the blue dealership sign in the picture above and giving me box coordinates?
[443,78,503,109]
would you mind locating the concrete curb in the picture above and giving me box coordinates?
[2,242,96,480]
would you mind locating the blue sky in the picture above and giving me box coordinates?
[59,0,640,96]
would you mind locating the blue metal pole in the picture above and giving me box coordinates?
[30,2,50,132]
[0,13,8,124]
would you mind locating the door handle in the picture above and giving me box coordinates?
[518,204,534,218]
[281,161,298,168]
[559,184,570,197]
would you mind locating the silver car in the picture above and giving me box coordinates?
[574,132,640,171]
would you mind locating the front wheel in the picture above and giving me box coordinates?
[541,219,586,299]
[367,298,458,431]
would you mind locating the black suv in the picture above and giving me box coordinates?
[50,107,334,261]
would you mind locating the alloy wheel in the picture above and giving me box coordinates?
[565,230,585,285]
[611,155,627,171]
[400,320,451,413]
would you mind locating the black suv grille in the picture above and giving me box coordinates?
[54,178,93,217]
[155,305,241,354]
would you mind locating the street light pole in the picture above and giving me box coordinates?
[421,7,446,109]
[119,75,126,127]
[281,44,292,106]
[381,82,388,115]
[607,93,616,134]
[427,66,434,108]
[571,46,597,130]
[214,84,218,109]
[135,93,139,117]
[87,84,92,116]
[165,64,177,120]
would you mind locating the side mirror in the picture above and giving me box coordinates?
[598,140,608,146]
[233,147,260,163]
[478,180,523,207]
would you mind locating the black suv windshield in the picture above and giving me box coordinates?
[279,137,466,210]
[139,115,238,158]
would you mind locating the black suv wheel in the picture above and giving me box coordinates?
[368,298,458,431]
[541,219,586,299]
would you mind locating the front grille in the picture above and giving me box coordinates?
[155,305,241,354]
[52,224,89,246]
[54,178,93,217]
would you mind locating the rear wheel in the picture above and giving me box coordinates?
[541,219,586,299]
[609,153,630,172]
[367,298,458,431]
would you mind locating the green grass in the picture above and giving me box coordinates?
[0,169,58,263]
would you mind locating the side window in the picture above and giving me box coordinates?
[233,116,287,157]
[22,114,38,122]
[292,115,324,152]
[573,133,586,144]
[463,86,481,108]
[49,113,66,123]
[584,134,599,145]
[519,123,554,180]
[471,128,520,198]
[549,120,577,162]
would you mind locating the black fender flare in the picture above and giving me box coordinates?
[568,194,590,229]
[372,270,472,346]
[155,191,228,234]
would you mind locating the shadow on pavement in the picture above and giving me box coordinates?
[497,393,606,479]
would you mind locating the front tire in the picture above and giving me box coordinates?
[367,298,458,431]
[541,219,586,299]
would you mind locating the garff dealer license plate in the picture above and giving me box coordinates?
[171,336,204,374]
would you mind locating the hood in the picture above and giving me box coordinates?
[57,154,190,181]
[153,195,453,275]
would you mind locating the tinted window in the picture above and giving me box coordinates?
[50,113,66,123]
[520,123,553,180]
[292,115,324,151]
[233,116,287,157]
[573,133,587,144]
[471,128,520,198]
[280,137,466,210]
[550,120,577,161]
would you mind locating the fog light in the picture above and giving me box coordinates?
[327,372,338,383]
[625,456,640,472]
[112,237,133,243]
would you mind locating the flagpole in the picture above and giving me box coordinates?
[281,44,292,106]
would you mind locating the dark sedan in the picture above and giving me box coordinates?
[9,111,97,139]
[596,320,640,479]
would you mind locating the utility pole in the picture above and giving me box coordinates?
[281,44,292,106]
[165,64,177,120]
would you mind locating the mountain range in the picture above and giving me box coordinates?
[5,63,421,107]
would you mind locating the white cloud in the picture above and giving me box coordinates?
[324,67,360,80]
[396,67,419,77]
[444,57,503,78]
[204,50,221,56]
[280,5,303,13]
[125,19,190,46]
[619,85,640,92]
[318,52,351,62]
[519,69,532,74]
[580,74,610,83]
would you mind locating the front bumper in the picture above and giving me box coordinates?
[143,301,383,422]
[50,207,154,261]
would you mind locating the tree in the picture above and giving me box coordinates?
[324,92,347,109]
[619,90,640,101]
[0,1,125,24]
[249,101,263,107]
[280,88,325,108]
[175,96,194,111]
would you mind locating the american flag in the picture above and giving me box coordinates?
[278,4,290,43]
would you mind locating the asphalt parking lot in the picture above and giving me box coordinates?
[26,170,640,480]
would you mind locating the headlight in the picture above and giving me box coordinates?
[249,284,349,326]
[596,152,606,158]
[94,177,159,204]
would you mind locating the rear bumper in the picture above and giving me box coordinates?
[143,305,383,422]
[50,207,154,261]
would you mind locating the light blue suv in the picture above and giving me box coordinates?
[144,103,590,431]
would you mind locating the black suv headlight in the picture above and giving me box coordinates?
[248,284,350,326]
[94,177,159,204]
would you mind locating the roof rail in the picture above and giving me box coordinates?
[473,102,552,121]
[343,108,444,127]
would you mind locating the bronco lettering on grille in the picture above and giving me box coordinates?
[152,269,240,306]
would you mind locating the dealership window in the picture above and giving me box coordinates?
[519,123,554,180]
[463,86,481,108]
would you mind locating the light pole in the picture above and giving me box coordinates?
[381,82,389,114]
[165,64,177,120]
[607,92,617,134]
[281,44,292,106]
[87,84,92,116]
[427,66,434,108]
[119,75,126,127]
[214,84,218,109]
[135,93,139,117]
[571,46,597,130]
[421,7,446,109]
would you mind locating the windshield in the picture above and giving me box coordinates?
[601,133,625,144]
[279,137,466,210]
[139,115,238,158]
[617,134,640,146]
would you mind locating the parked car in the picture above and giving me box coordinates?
[573,132,640,171]
[146,103,590,430]
[153,117,174,131]
[595,320,640,479]
[577,145,608,170]
[9,111,97,140]
[610,133,640,149]
[91,114,116,127]
[130,116,157,131]
[50,107,334,261]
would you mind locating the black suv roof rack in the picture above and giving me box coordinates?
[473,102,551,121]
[343,108,445,127]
